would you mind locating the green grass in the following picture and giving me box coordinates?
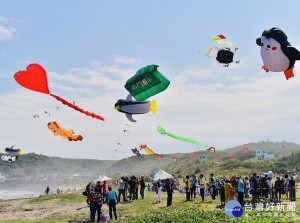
[27,192,86,204]
[1,189,298,222]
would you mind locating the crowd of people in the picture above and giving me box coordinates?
[83,172,297,222]
[182,173,297,207]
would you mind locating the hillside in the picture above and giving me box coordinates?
[104,141,300,177]
[0,153,116,175]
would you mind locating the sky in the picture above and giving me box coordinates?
[1,0,300,160]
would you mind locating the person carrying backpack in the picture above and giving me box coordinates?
[89,192,102,223]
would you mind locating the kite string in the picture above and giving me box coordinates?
[50,93,105,121]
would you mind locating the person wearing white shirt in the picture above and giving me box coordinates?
[198,174,205,202]
[244,177,250,198]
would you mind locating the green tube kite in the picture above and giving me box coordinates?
[157,126,207,147]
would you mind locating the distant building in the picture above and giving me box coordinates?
[256,150,275,161]
[198,156,207,162]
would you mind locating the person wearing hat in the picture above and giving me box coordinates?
[106,186,118,220]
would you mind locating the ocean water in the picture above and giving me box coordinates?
[0,190,41,200]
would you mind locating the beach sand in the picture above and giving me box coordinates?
[0,197,90,220]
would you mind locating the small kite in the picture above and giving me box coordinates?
[1,155,18,163]
[215,156,223,161]
[212,34,237,47]
[229,153,237,159]
[14,64,104,121]
[157,126,207,147]
[5,146,22,156]
[139,144,164,158]
[171,156,178,162]
[240,147,249,154]
[44,111,50,116]
[256,27,300,80]
[190,153,198,159]
[207,147,216,154]
[123,130,129,134]
[117,143,123,147]
[33,115,39,118]
[114,94,156,122]
[115,149,120,153]
[47,121,83,141]
[124,65,170,101]
[131,148,144,157]
[126,124,132,127]
[206,46,240,67]
[56,106,60,110]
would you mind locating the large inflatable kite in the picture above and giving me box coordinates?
[14,64,104,121]
[157,126,207,147]
[114,94,156,122]
[256,27,300,80]
[212,34,237,47]
[47,121,83,141]
[5,146,22,156]
[124,65,170,101]
[206,46,240,67]
[1,155,18,163]
[240,147,249,154]
[139,144,164,158]
[131,148,144,158]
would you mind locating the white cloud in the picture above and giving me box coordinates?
[0,17,22,23]
[2,61,300,159]
[112,55,142,65]
[0,26,16,41]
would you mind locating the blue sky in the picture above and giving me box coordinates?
[1,1,300,159]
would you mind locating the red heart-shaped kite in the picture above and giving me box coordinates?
[14,63,50,94]
[14,63,105,121]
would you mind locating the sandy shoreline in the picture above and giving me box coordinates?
[0,195,90,220]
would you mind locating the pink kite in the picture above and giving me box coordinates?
[207,147,216,154]
[240,147,249,154]
[171,157,178,162]
[190,153,198,159]
[229,153,237,159]
[215,155,223,161]
[14,64,104,121]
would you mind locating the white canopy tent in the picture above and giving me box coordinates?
[96,175,112,182]
[153,169,174,181]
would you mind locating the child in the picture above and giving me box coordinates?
[224,180,232,204]
[106,186,118,220]
[147,183,151,191]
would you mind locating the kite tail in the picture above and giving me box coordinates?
[50,93,105,121]
[154,153,164,158]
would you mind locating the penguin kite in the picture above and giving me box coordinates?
[206,46,240,67]
[5,146,22,156]
[114,94,156,122]
[256,27,300,80]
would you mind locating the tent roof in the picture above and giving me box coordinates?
[153,169,174,181]
[96,175,112,182]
